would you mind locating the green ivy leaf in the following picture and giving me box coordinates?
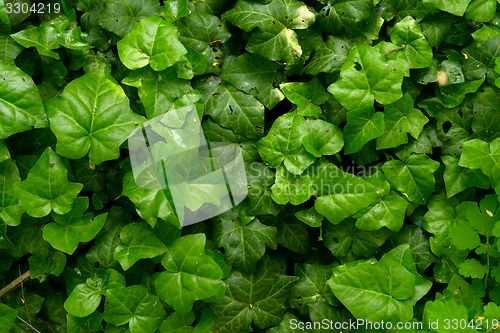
[101,0,160,37]
[279,78,330,118]
[0,34,23,64]
[224,0,315,65]
[0,60,48,139]
[117,16,186,71]
[220,53,285,110]
[322,218,392,257]
[177,12,231,74]
[65,268,126,318]
[343,106,385,154]
[10,17,68,59]
[294,206,324,227]
[260,205,310,254]
[327,43,405,111]
[213,210,277,274]
[157,311,194,333]
[28,251,66,282]
[113,221,167,271]
[328,256,415,323]
[212,255,299,333]
[245,162,280,216]
[57,27,93,50]
[0,159,24,226]
[382,154,440,204]
[196,76,264,139]
[257,111,315,175]
[0,303,18,332]
[303,119,343,157]
[67,311,104,333]
[14,147,83,218]
[389,16,433,69]
[442,155,489,198]
[435,77,485,108]
[465,0,497,22]
[155,234,224,313]
[422,0,473,16]
[43,197,107,255]
[459,138,500,194]
[46,67,145,165]
[271,166,314,205]
[288,263,337,315]
[463,35,500,86]
[314,166,379,225]
[376,94,429,150]
[304,36,349,76]
[103,285,166,333]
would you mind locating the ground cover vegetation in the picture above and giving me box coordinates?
[1,0,500,332]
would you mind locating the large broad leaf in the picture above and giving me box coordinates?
[0,159,24,226]
[113,221,167,271]
[196,76,264,139]
[104,285,167,333]
[354,171,409,232]
[212,255,299,333]
[463,35,500,86]
[46,67,145,165]
[117,16,187,72]
[302,119,343,158]
[271,166,314,206]
[382,154,440,204]
[422,0,473,16]
[177,11,231,74]
[224,0,315,65]
[322,218,392,257]
[458,138,500,194]
[213,210,277,274]
[43,197,107,255]
[328,257,415,323]
[257,111,315,175]
[442,155,489,198]
[376,94,429,149]
[85,224,123,269]
[101,0,160,37]
[304,36,350,76]
[155,234,224,313]
[0,60,47,139]
[10,16,68,59]
[220,53,285,110]
[14,148,83,218]
[279,78,330,118]
[327,43,405,111]
[465,0,496,22]
[435,77,485,108]
[389,16,433,69]
[314,164,379,225]
[343,106,385,154]
[65,268,126,317]
[122,66,200,119]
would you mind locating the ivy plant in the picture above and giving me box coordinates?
[1,0,500,332]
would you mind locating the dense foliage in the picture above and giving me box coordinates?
[2,0,500,332]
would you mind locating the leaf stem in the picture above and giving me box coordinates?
[0,270,30,300]
[16,316,41,333]
[385,45,405,59]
